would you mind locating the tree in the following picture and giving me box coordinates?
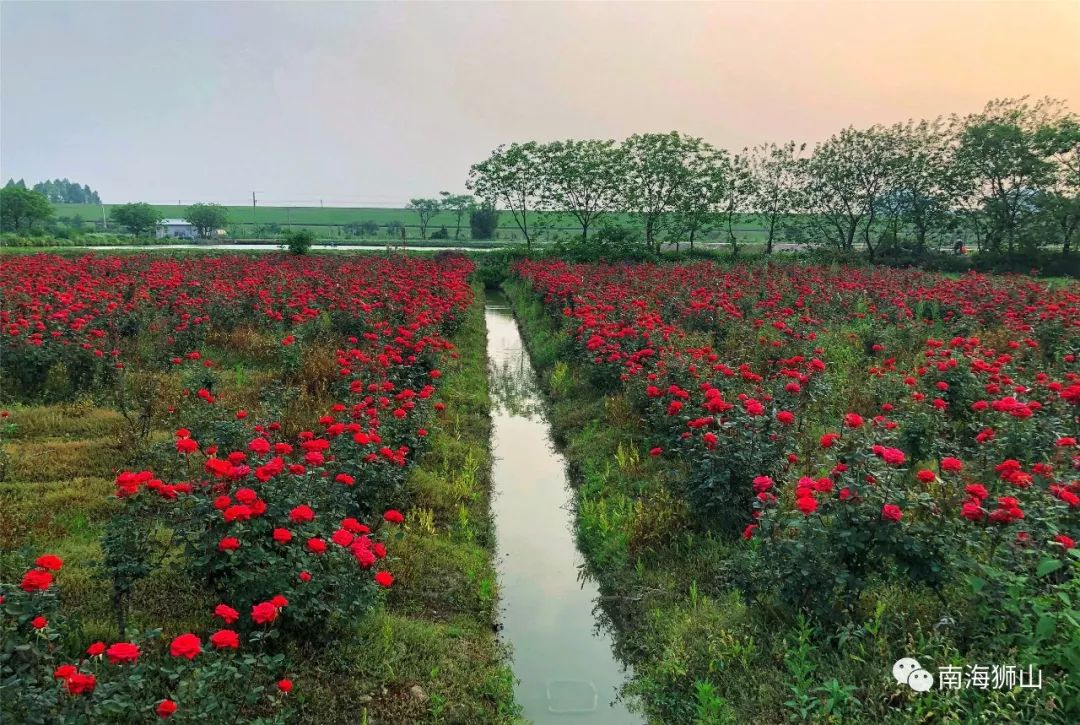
[716,152,753,254]
[438,192,473,239]
[0,186,53,232]
[468,142,543,249]
[29,178,101,204]
[469,202,499,240]
[284,229,314,255]
[954,97,1067,254]
[183,203,229,238]
[405,197,442,239]
[110,203,162,237]
[667,149,726,251]
[1035,116,1080,255]
[803,126,898,258]
[622,132,715,253]
[536,139,625,242]
[874,119,964,254]
[747,141,806,254]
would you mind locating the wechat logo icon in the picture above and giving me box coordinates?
[893,657,934,692]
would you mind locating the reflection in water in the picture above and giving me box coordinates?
[488,309,544,418]
[485,292,641,724]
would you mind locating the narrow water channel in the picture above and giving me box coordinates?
[485,291,641,724]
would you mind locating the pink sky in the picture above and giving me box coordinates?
[3,1,1078,205]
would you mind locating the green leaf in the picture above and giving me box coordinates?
[1036,559,1063,577]
[1035,615,1056,639]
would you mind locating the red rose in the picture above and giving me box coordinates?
[54,664,77,679]
[881,504,903,523]
[20,569,53,592]
[251,601,278,625]
[86,641,106,657]
[106,642,140,664]
[31,616,47,629]
[277,679,293,693]
[272,528,292,544]
[156,699,178,718]
[214,604,240,624]
[306,537,327,554]
[176,438,198,454]
[169,633,202,660]
[34,554,63,571]
[819,433,840,448]
[940,457,963,473]
[218,537,240,552]
[289,504,315,523]
[383,509,404,524]
[374,571,394,588]
[66,672,96,695]
[210,629,240,649]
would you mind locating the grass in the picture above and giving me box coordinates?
[48,202,780,241]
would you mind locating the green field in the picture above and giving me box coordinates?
[49,202,774,242]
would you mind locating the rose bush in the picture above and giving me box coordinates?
[515,259,1080,698]
[1,253,475,721]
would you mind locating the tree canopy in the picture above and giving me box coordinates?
[110,203,162,236]
[0,187,54,232]
[184,203,229,238]
[464,96,1079,262]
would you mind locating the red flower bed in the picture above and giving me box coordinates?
[1,253,475,721]
[516,259,1078,679]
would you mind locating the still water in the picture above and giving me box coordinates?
[485,292,641,724]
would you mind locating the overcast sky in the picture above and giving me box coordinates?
[2,1,1078,207]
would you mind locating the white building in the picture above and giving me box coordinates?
[157,219,197,239]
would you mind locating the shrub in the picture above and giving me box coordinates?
[284,230,315,255]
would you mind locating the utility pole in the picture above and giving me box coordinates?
[252,192,257,224]
[101,202,108,230]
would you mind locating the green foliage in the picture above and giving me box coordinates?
[24,178,101,204]
[1,187,53,232]
[551,222,653,262]
[467,142,544,248]
[469,201,500,240]
[284,229,314,255]
[405,197,442,239]
[182,202,229,238]
[109,203,162,237]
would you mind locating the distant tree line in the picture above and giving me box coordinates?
[466,97,1080,261]
[4,177,101,204]
[402,191,499,240]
